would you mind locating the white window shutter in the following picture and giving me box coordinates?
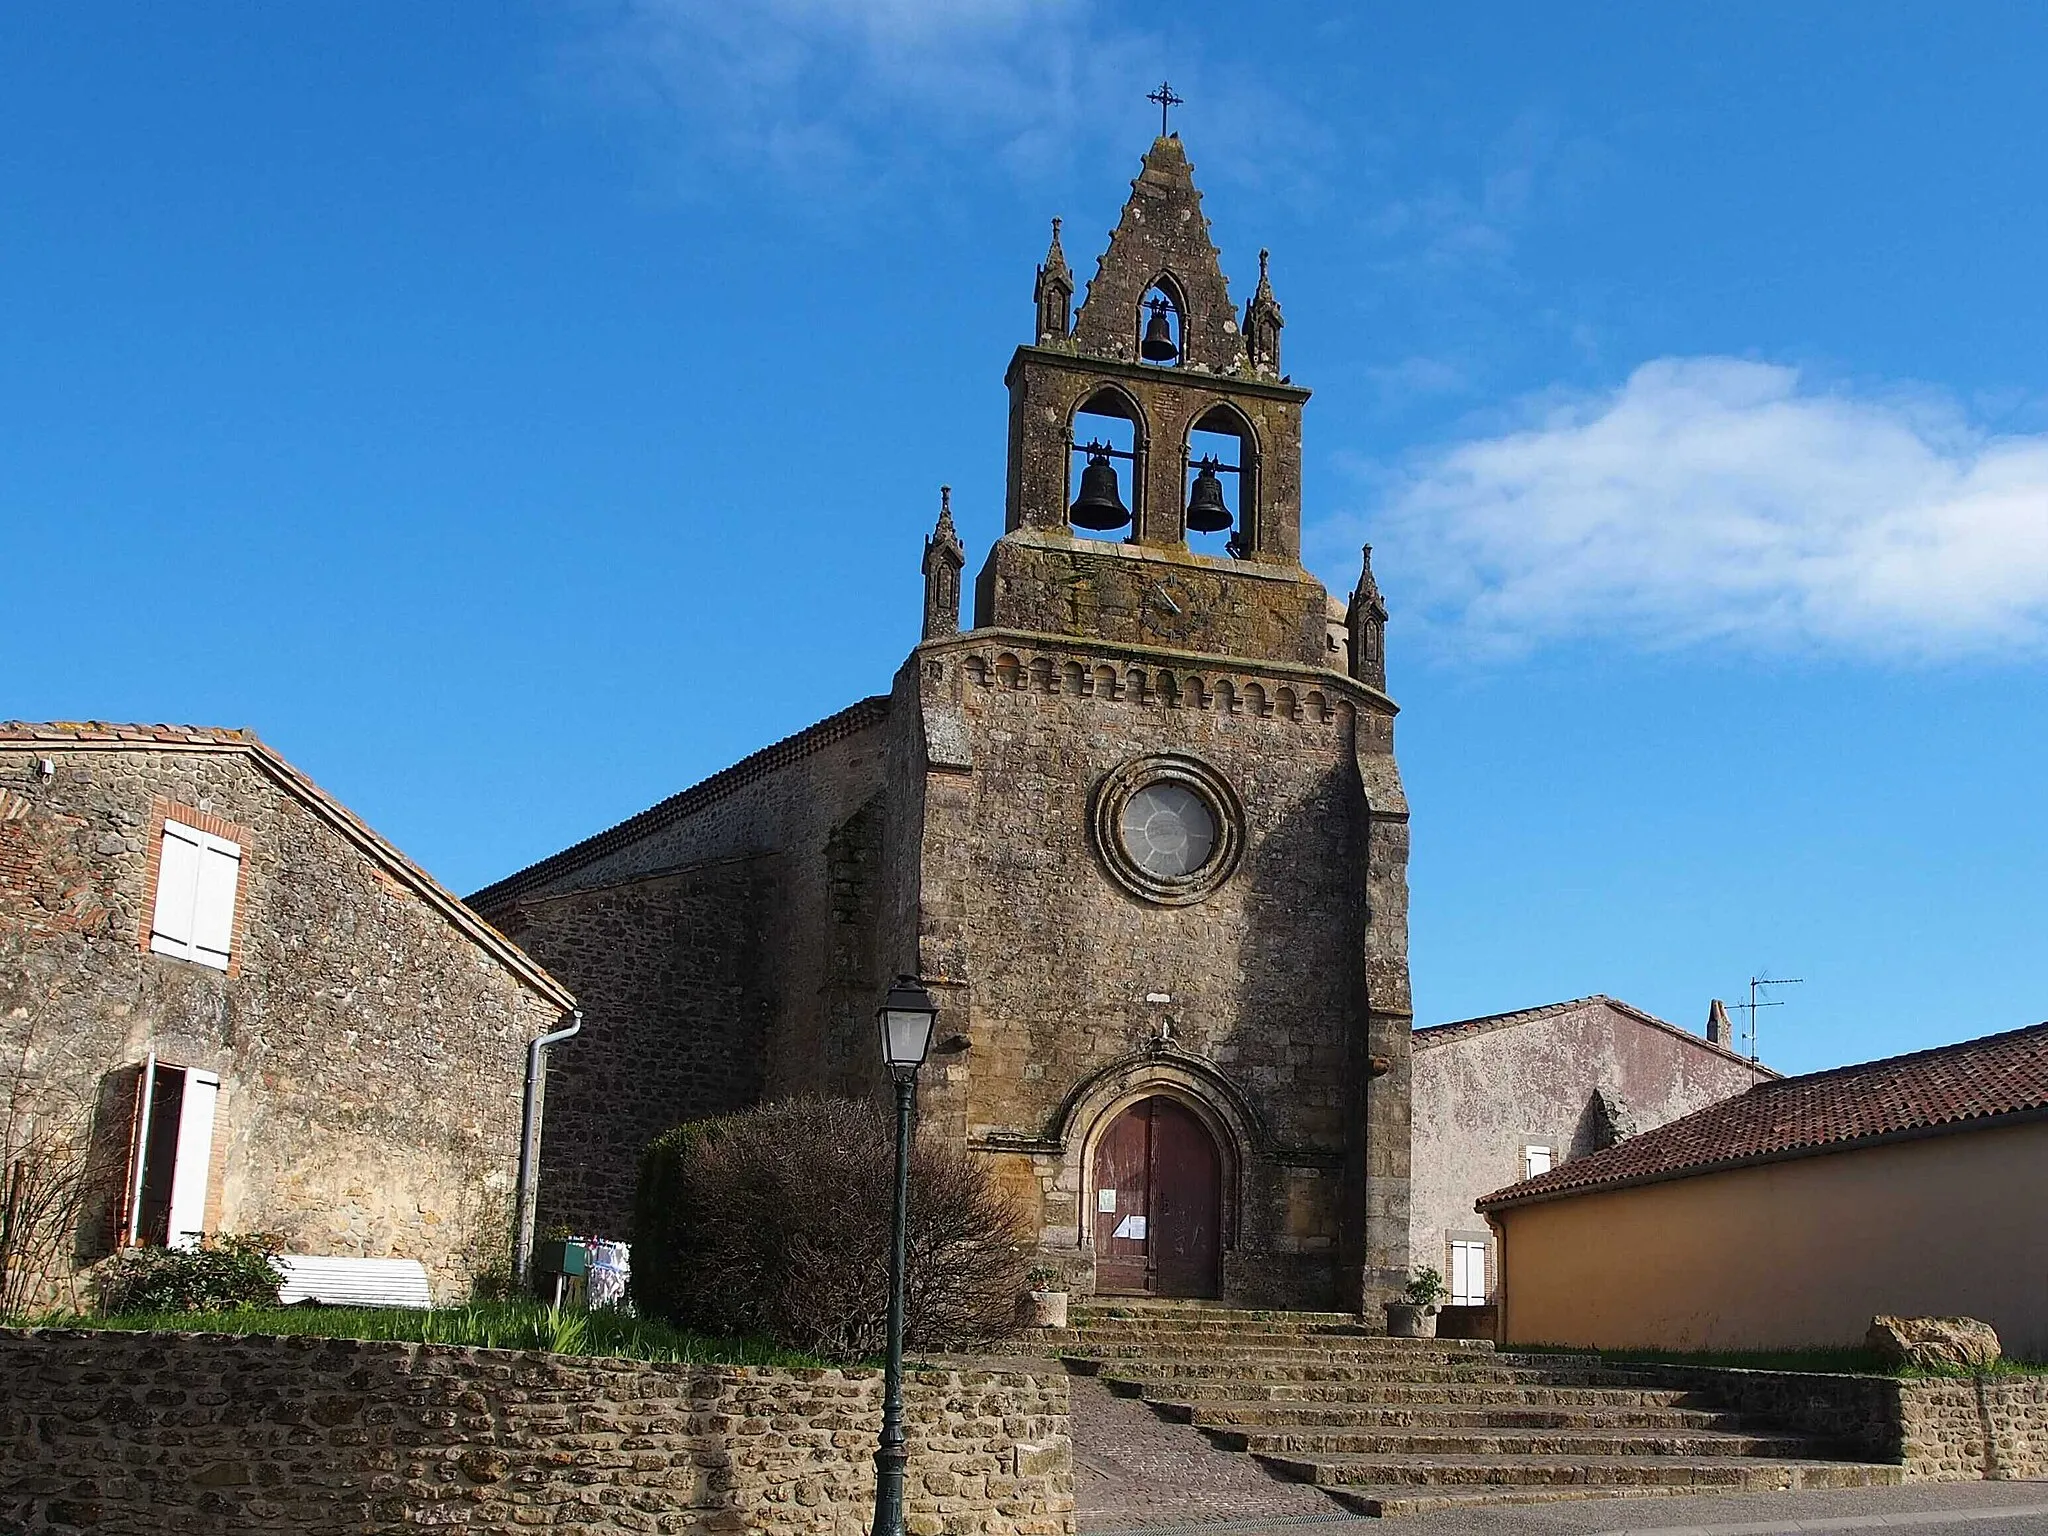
[166,1070,219,1250]
[1524,1144,1553,1178]
[150,823,204,959]
[1450,1240,1488,1306]
[190,839,240,970]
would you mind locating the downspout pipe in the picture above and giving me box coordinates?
[514,1009,582,1285]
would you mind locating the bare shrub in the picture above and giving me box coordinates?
[634,1096,1029,1361]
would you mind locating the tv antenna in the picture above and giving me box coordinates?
[1730,973,1802,1067]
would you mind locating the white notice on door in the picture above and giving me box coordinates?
[1112,1215,1147,1240]
[1098,1188,1118,1212]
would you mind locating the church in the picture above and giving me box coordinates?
[470,133,1415,1313]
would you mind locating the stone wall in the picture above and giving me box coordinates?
[905,631,1408,1312]
[0,1328,1072,1536]
[1643,1365,2048,1481]
[472,705,897,1238]
[1899,1376,2048,1481]
[492,859,774,1238]
[0,737,568,1307]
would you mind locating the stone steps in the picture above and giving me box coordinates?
[1127,1380,1715,1407]
[1307,1483,1859,1519]
[1068,1341,1503,1363]
[1217,1428,1818,1458]
[1164,1401,1748,1431]
[1091,1360,1672,1386]
[1070,1305,1362,1325]
[1062,1306,1903,1517]
[1255,1450,1904,1493]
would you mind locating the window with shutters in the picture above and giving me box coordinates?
[1523,1143,1554,1179]
[1449,1239,1489,1306]
[148,818,241,971]
[118,1057,221,1249]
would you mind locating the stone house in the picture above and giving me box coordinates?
[1478,1019,2048,1359]
[1410,995,1767,1316]
[0,722,576,1308]
[472,133,1414,1312]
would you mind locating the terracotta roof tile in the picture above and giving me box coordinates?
[1480,1019,2048,1209]
[1,721,258,746]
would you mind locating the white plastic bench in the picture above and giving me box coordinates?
[276,1255,433,1309]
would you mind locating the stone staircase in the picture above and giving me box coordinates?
[1053,1303,1904,1518]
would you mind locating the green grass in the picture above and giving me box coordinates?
[30,1301,825,1367]
[1512,1342,2048,1377]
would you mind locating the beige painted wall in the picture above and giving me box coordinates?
[1411,1000,1761,1300]
[1496,1118,2048,1362]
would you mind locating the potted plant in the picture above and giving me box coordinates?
[1022,1265,1068,1329]
[1385,1266,1446,1338]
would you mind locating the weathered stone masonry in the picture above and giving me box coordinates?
[1641,1365,2048,1482]
[0,726,574,1303]
[0,1329,1073,1536]
[472,134,1414,1312]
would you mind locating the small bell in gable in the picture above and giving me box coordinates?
[1185,458,1232,534]
[1140,298,1178,363]
[1070,446,1131,530]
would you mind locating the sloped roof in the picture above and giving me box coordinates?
[1,721,575,1010]
[1480,1018,2048,1210]
[466,696,890,912]
[1416,993,1767,1074]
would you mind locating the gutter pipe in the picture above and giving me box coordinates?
[514,1009,582,1285]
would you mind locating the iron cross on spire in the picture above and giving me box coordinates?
[1147,81,1183,137]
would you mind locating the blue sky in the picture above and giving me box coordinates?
[6,4,2046,1073]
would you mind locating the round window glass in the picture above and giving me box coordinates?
[1118,782,1217,879]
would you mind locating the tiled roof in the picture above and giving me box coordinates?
[1479,1018,2048,1210]
[1415,993,1766,1073]
[2,720,575,1009]
[0,721,258,747]
[466,696,891,912]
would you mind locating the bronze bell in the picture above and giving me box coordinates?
[1141,301,1178,362]
[1185,459,1232,533]
[1069,448,1130,530]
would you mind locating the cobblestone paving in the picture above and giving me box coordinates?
[1071,1372,1358,1532]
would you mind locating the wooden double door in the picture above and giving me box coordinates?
[1091,1096,1222,1298]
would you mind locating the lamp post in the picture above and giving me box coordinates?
[872,974,939,1536]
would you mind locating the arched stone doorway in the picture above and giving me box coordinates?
[1091,1095,1222,1298]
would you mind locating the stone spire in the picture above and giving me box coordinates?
[1033,217,1074,344]
[1243,248,1285,376]
[1070,136,1242,371]
[1346,544,1388,691]
[922,486,966,640]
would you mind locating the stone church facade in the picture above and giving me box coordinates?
[472,136,1413,1311]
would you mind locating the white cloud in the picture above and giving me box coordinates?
[1343,358,2048,660]
[571,0,1322,202]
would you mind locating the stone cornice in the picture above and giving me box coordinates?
[1006,344,1313,404]
[913,627,1398,716]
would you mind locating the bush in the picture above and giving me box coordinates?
[633,1097,1029,1361]
[96,1234,284,1315]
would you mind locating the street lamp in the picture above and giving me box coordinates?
[871,974,939,1536]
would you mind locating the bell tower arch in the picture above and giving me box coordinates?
[923,126,1414,1316]
[975,134,1324,665]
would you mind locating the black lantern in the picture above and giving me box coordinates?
[877,975,938,1076]
[870,974,939,1536]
